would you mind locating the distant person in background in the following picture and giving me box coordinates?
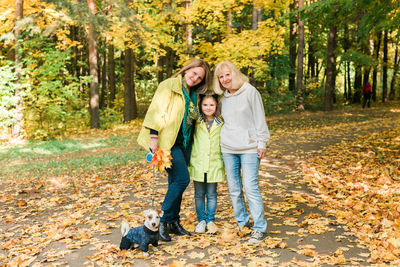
[137,58,211,242]
[213,60,270,244]
[362,82,372,108]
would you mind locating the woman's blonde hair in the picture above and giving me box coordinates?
[213,61,249,95]
[173,58,211,94]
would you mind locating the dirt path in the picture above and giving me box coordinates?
[1,110,398,266]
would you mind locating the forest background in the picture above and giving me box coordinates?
[0,0,399,141]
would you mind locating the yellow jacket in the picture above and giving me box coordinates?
[188,117,225,183]
[137,76,185,151]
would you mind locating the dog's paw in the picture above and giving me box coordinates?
[143,252,150,257]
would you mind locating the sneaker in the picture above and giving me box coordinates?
[248,230,267,244]
[206,221,218,234]
[195,220,206,233]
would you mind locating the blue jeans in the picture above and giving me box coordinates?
[194,179,218,223]
[222,153,267,233]
[161,145,191,223]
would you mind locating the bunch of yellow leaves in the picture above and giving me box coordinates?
[150,149,172,172]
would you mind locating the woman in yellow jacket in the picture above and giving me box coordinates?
[188,93,225,234]
[137,59,211,241]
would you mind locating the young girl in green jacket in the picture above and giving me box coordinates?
[188,93,225,234]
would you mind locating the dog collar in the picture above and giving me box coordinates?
[143,225,158,234]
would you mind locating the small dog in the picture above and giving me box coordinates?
[120,209,163,255]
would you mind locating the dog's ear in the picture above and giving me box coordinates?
[158,210,164,217]
[143,209,150,217]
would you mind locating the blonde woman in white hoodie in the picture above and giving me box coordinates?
[213,61,270,244]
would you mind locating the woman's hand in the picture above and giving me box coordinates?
[149,135,159,153]
[257,148,266,159]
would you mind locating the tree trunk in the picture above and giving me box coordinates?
[71,25,78,78]
[227,9,232,34]
[166,46,174,78]
[185,0,192,56]
[88,0,100,128]
[389,44,398,100]
[382,30,388,102]
[252,2,261,31]
[108,43,116,107]
[361,39,372,100]
[157,50,164,83]
[123,48,137,122]
[288,1,296,92]
[353,29,362,104]
[324,23,337,111]
[347,62,352,99]
[12,0,25,140]
[343,24,350,100]
[250,1,262,85]
[100,39,107,109]
[372,31,382,102]
[353,66,362,103]
[308,36,316,79]
[296,0,305,111]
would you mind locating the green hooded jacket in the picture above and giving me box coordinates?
[188,117,225,183]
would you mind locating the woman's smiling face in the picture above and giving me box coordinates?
[218,68,232,91]
[184,67,205,87]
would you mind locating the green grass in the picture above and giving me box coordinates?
[0,132,143,179]
[0,135,137,162]
[0,151,143,179]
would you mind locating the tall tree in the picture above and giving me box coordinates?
[288,1,296,92]
[324,22,337,111]
[123,47,137,122]
[108,43,116,107]
[296,0,305,111]
[12,0,25,140]
[252,1,262,31]
[389,43,398,100]
[372,31,382,102]
[227,8,232,34]
[382,30,388,102]
[100,39,107,109]
[186,0,193,56]
[343,24,351,100]
[88,0,100,128]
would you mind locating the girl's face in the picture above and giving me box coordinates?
[184,67,205,87]
[201,97,217,120]
[218,68,232,91]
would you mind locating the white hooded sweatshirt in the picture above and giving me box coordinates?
[220,82,270,154]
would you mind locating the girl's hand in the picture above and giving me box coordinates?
[257,148,266,159]
[149,135,159,153]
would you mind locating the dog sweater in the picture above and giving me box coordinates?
[120,225,159,251]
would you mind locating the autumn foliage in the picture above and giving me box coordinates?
[149,149,172,173]
[303,114,400,263]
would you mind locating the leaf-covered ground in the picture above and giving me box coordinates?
[0,103,399,266]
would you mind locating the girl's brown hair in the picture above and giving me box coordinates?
[173,58,211,94]
[199,92,221,118]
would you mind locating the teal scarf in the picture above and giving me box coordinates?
[182,85,199,148]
